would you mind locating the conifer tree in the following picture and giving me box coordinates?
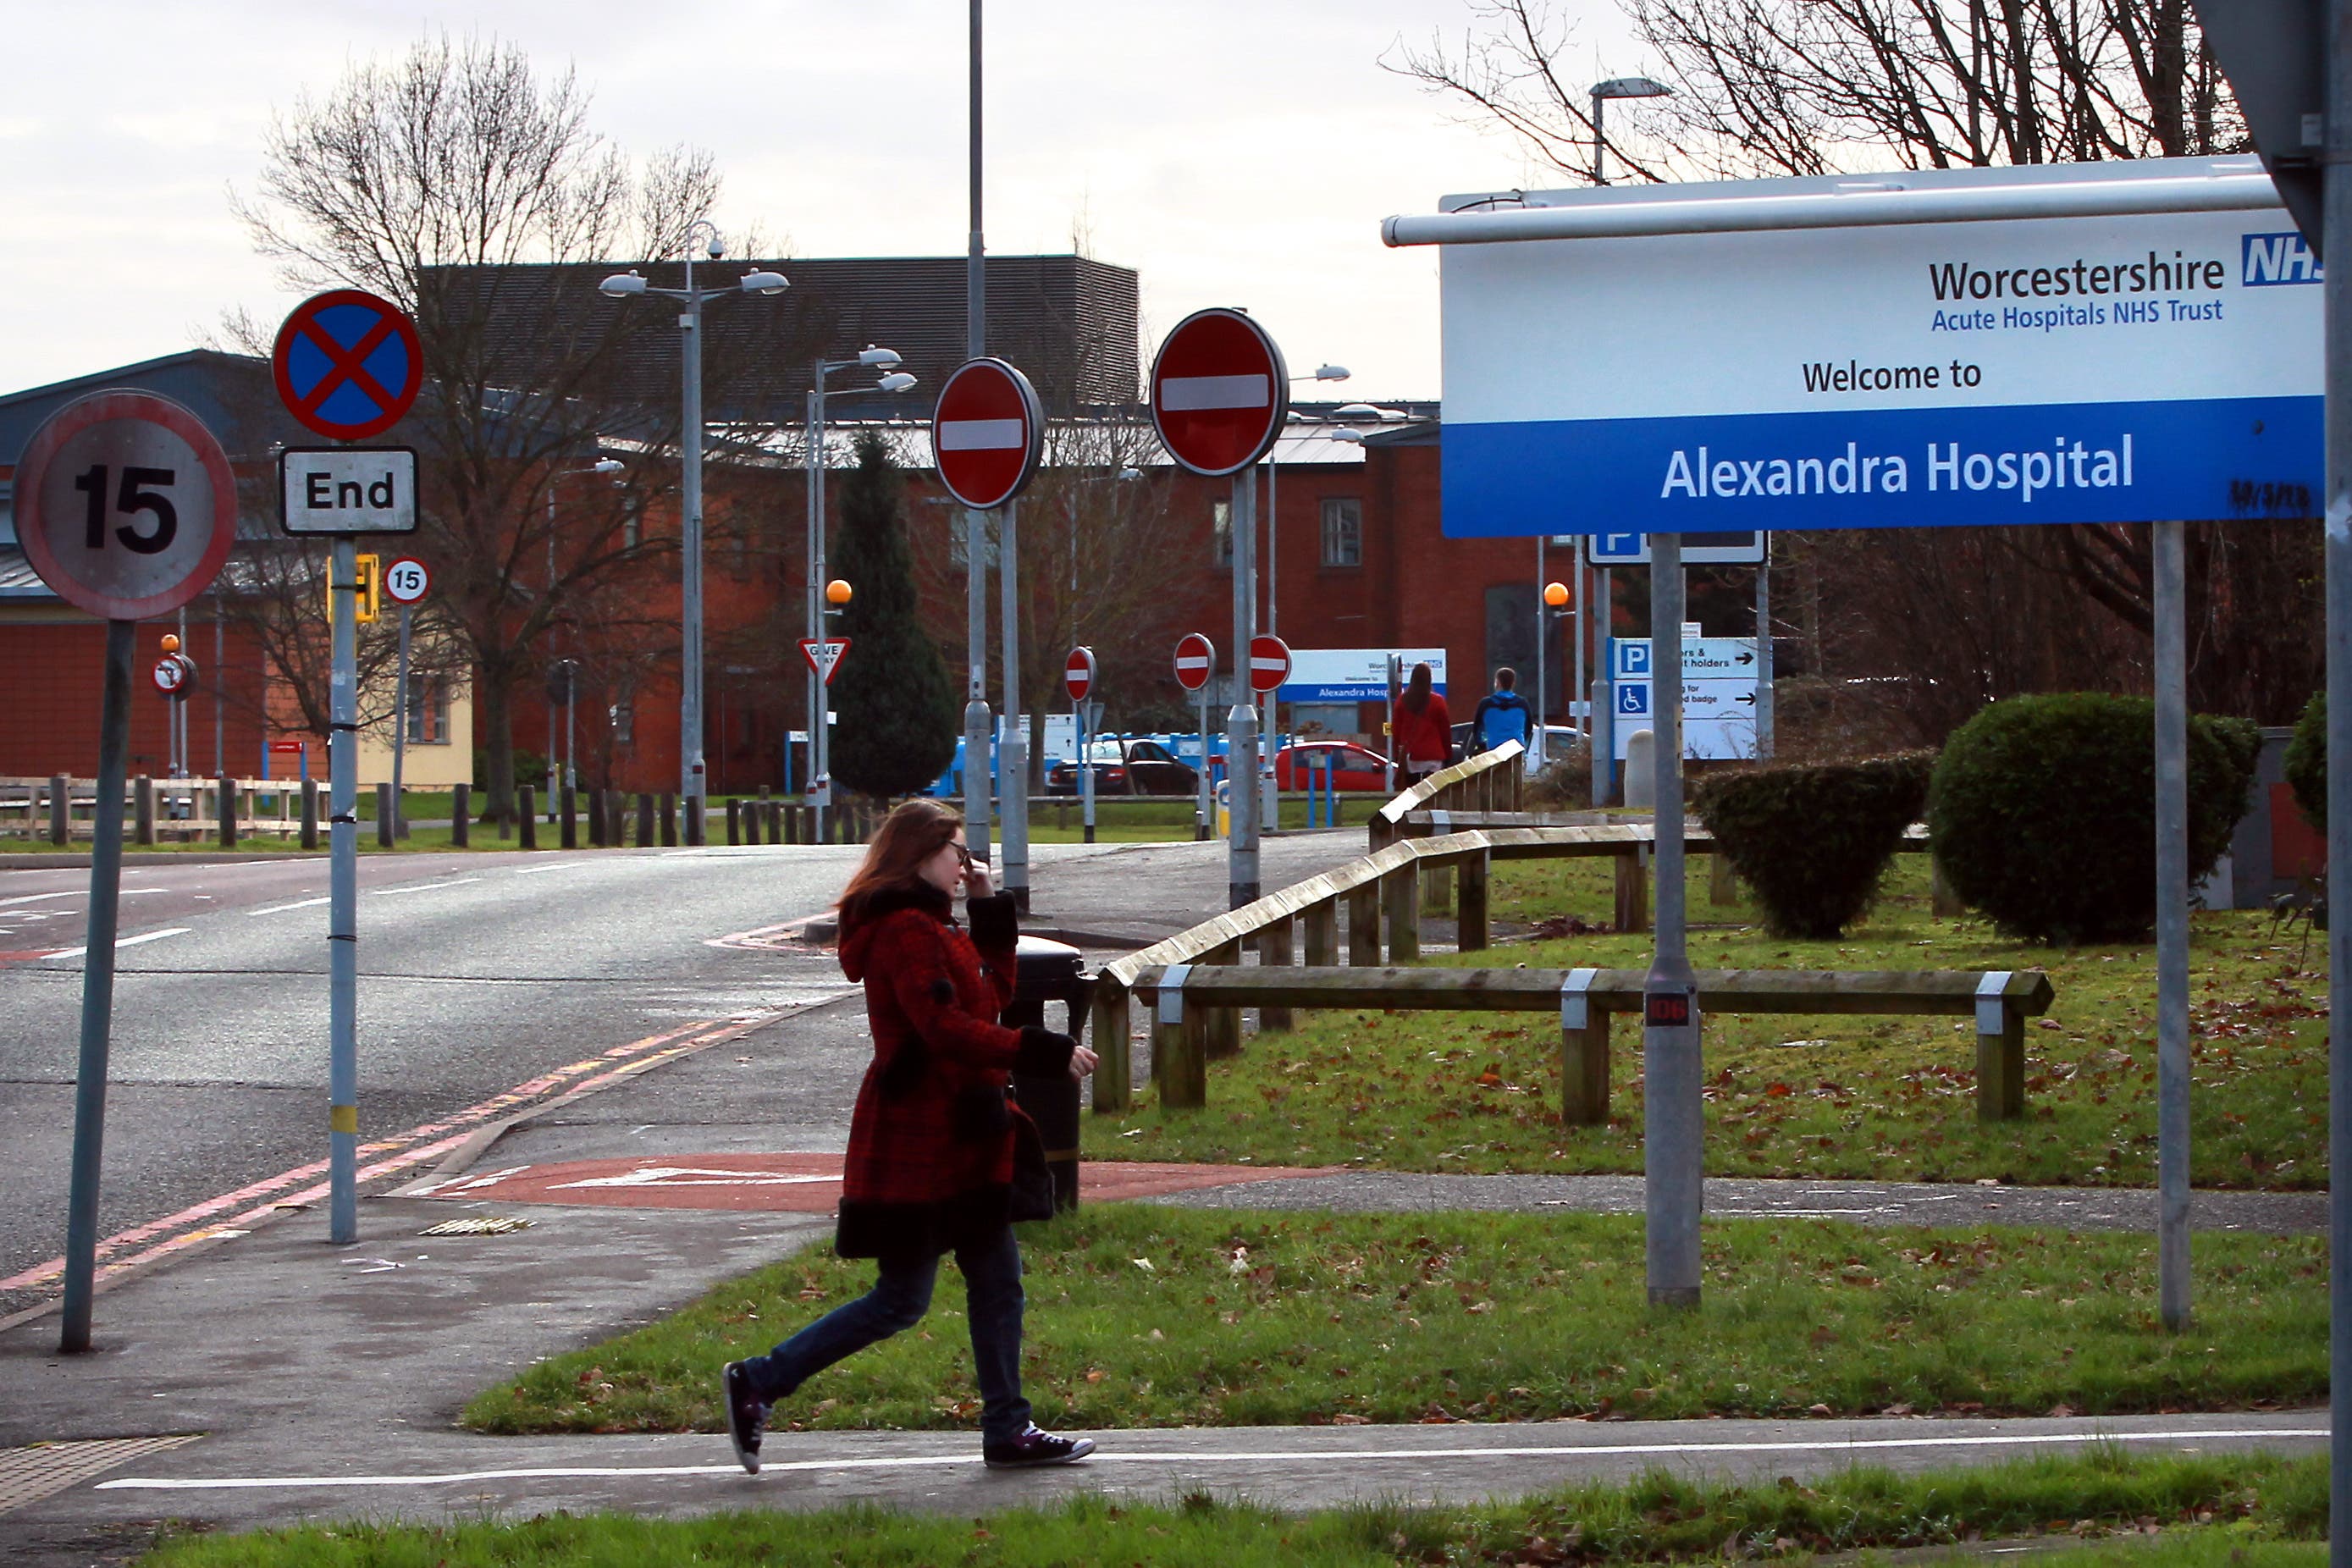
[826,431,960,798]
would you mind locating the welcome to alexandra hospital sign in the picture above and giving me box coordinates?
[1384,158,2322,534]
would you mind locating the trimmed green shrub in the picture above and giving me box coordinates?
[1927,693,2259,944]
[2285,690,2324,831]
[1692,753,1934,938]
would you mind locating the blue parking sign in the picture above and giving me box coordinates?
[1616,680,1651,717]
[1612,640,1651,678]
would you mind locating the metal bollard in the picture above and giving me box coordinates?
[301,778,319,850]
[48,774,68,845]
[451,782,471,848]
[134,776,156,847]
[376,782,394,848]
[560,785,577,849]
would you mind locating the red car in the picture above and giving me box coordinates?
[1273,741,1391,792]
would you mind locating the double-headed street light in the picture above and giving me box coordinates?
[1589,75,1671,185]
[807,349,917,837]
[599,223,787,842]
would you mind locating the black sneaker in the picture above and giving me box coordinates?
[983,1424,1096,1469]
[722,1361,767,1475]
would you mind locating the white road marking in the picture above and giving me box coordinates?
[92,1426,2329,1493]
[549,1166,836,1190]
[511,862,601,875]
[0,891,75,908]
[247,897,331,917]
[370,877,484,897]
[44,929,192,961]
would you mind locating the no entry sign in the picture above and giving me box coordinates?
[1064,647,1096,704]
[932,358,1044,511]
[1150,309,1289,477]
[1248,634,1292,694]
[1173,632,1216,692]
[14,391,237,621]
[273,289,423,442]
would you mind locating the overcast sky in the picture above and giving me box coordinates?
[0,1,1653,403]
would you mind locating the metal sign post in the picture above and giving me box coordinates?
[325,537,360,1243]
[381,558,428,840]
[1642,532,1702,1308]
[999,499,1029,908]
[1065,648,1097,844]
[1226,474,1260,903]
[1175,634,1216,842]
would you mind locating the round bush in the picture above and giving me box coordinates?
[1693,753,1933,939]
[2284,689,2324,832]
[1926,694,2258,944]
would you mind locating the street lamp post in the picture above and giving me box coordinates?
[599,232,787,844]
[1264,365,1349,638]
[806,349,918,840]
[546,459,624,817]
[1590,75,1672,185]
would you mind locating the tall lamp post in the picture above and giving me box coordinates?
[806,349,917,838]
[1262,364,1350,638]
[545,459,625,815]
[1590,76,1671,185]
[599,229,787,843]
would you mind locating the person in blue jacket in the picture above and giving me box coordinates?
[1470,667,1532,754]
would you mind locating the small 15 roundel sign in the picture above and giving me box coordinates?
[1151,308,1289,478]
[1173,632,1216,692]
[932,357,1044,511]
[1064,647,1096,704]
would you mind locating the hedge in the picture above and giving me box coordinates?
[1692,753,1934,939]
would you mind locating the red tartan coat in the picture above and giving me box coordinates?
[833,884,1069,1258]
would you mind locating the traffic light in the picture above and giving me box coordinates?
[329,555,384,624]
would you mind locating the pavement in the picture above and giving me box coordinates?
[0,827,2331,1562]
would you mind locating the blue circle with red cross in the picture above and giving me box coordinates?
[272,289,423,441]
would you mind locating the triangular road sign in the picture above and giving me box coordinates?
[800,637,850,686]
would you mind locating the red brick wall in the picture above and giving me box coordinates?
[0,617,271,780]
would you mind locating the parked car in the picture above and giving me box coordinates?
[1452,721,1583,766]
[1273,741,1392,792]
[1045,737,1198,796]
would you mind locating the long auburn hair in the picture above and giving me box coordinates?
[836,798,964,927]
[1400,662,1434,713]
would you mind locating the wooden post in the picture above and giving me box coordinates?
[1458,849,1490,952]
[518,787,538,849]
[785,803,803,844]
[1204,938,1243,1058]
[1421,860,1453,917]
[1709,852,1738,906]
[726,798,741,845]
[1509,759,1525,811]
[1384,864,1420,963]
[636,793,654,847]
[608,789,627,848]
[47,774,68,844]
[1259,918,1295,1032]
[585,787,605,847]
[1303,899,1339,967]
[1560,1006,1612,1126]
[767,800,784,842]
[1612,847,1648,933]
[376,782,394,848]
[1090,981,1132,1114]
[1977,1002,2025,1122]
[659,792,678,847]
[560,786,577,849]
[451,783,471,847]
[1152,980,1207,1109]
[300,779,318,850]
[1346,881,1382,966]
[134,776,156,847]
[218,774,236,848]
[1931,858,1965,918]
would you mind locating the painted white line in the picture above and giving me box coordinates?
[93,1427,2327,1492]
[43,929,192,962]
[1160,373,1270,411]
[369,877,484,897]
[247,897,331,917]
[511,862,601,875]
[937,417,1026,450]
[0,891,75,908]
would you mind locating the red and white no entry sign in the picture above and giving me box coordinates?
[931,358,1045,511]
[1150,308,1289,478]
[800,638,850,686]
[14,391,237,621]
[1063,647,1096,704]
[1173,632,1216,692]
[1248,634,1292,694]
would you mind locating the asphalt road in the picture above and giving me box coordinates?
[0,842,1136,1317]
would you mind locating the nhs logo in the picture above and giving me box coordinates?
[2243,232,2322,286]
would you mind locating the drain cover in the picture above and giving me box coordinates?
[418,1215,533,1237]
[0,1436,202,1517]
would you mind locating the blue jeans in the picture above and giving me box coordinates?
[739,1223,1031,1446]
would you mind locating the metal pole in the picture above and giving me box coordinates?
[392,604,411,838]
[963,0,995,864]
[1755,544,1775,759]
[1000,499,1030,908]
[58,617,135,1353]
[1573,534,1587,743]
[806,382,821,825]
[328,537,360,1244]
[212,598,224,778]
[1265,459,1278,638]
[1643,533,1700,1308]
[680,278,708,834]
[547,489,559,791]
[2154,517,2191,1330]
[1534,535,1547,765]
[813,380,833,842]
[1592,563,1615,805]
[1080,692,1096,842]
[1593,91,1608,185]
[2321,8,2351,1554]
[564,672,576,796]
[1228,472,1260,906]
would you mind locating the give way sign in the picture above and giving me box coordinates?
[931,357,1044,511]
[1173,632,1216,691]
[1150,308,1289,478]
[800,638,849,686]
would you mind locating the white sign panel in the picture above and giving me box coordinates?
[1609,680,1759,761]
[1610,638,1760,680]
[1275,647,1449,703]
[1438,159,2321,535]
[279,448,418,536]
[1587,530,1767,565]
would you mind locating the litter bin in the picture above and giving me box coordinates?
[1006,935,1093,1212]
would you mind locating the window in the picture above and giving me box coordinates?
[403,676,450,745]
[612,698,633,746]
[621,495,643,549]
[1321,497,1362,567]
[1212,499,1233,568]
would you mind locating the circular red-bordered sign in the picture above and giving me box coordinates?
[382,556,430,605]
[932,357,1044,511]
[1150,308,1289,478]
[1248,633,1292,694]
[15,390,237,621]
[272,288,424,442]
[1064,646,1096,704]
[152,654,195,698]
[1173,632,1216,692]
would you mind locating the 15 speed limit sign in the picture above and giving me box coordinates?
[382,557,429,605]
[14,391,236,620]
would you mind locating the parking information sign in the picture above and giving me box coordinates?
[1609,637,1760,760]
[1428,159,2321,535]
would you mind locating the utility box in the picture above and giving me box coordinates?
[1005,936,1091,1212]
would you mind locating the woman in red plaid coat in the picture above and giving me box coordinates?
[722,799,1098,1473]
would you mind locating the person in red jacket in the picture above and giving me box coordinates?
[722,798,1098,1473]
[1390,661,1454,781]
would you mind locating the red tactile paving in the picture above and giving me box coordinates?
[407,1153,1339,1212]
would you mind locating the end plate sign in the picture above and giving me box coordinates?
[280,448,418,536]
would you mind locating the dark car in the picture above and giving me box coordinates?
[1045,738,1199,796]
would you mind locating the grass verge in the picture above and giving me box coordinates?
[140,1449,2327,1566]
[463,1206,2320,1436]
[1082,855,2329,1190]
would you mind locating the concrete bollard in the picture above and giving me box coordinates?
[518,787,538,850]
[1622,730,1656,809]
[301,778,319,850]
[451,782,471,848]
[134,776,156,847]
[48,774,68,845]
[376,782,394,848]
[218,775,237,848]
[560,786,577,849]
